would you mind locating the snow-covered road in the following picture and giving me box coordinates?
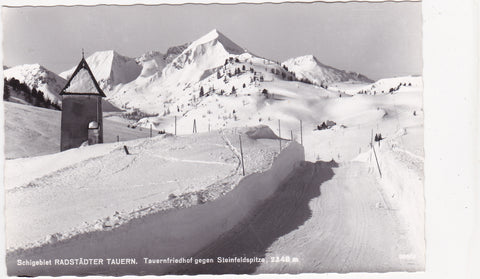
[172,160,423,274]
[256,161,423,273]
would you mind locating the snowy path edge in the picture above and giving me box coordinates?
[6,142,305,277]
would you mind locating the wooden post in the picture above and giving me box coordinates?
[300,120,303,145]
[150,124,152,138]
[371,143,382,178]
[278,119,281,138]
[193,119,197,134]
[175,116,177,135]
[371,129,374,146]
[239,135,245,176]
[117,135,119,142]
[290,130,293,141]
[208,123,211,132]
[278,119,282,151]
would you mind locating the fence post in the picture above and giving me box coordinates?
[278,119,282,151]
[117,135,119,142]
[150,124,152,138]
[371,143,382,178]
[193,119,197,134]
[175,116,177,135]
[239,135,245,176]
[300,119,303,145]
[370,130,382,178]
[371,129,373,146]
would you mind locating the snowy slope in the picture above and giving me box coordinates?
[4,126,286,252]
[3,64,66,103]
[4,28,424,275]
[56,30,375,123]
[134,43,190,78]
[282,55,373,85]
[105,29,251,111]
[136,51,166,78]
[60,50,142,90]
[160,29,247,85]
[329,75,422,95]
[3,102,152,159]
[104,30,338,125]
[164,42,189,64]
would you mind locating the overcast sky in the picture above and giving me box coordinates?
[2,2,422,80]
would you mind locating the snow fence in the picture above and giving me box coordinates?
[7,141,305,276]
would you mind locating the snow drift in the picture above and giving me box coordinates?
[6,139,304,276]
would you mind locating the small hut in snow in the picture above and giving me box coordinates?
[60,54,105,151]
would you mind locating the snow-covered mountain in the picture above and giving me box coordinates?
[6,29,380,126]
[160,29,247,85]
[328,75,422,95]
[96,29,381,129]
[105,29,253,111]
[60,50,142,90]
[4,64,66,103]
[136,51,166,78]
[282,55,372,85]
[164,43,189,64]
[134,43,191,79]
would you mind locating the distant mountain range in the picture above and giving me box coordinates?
[282,55,372,85]
[3,28,424,141]
[3,29,386,128]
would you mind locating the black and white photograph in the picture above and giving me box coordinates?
[2,0,430,277]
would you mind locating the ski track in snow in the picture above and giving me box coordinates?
[171,160,422,275]
[152,154,231,165]
[252,161,422,273]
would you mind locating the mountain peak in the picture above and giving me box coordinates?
[289,55,321,66]
[191,29,246,55]
[283,55,373,84]
[60,50,142,88]
[207,28,221,37]
[198,29,223,42]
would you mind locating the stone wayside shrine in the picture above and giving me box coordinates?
[60,53,106,151]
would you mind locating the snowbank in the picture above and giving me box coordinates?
[6,141,305,276]
[377,144,425,262]
[352,136,425,265]
[245,125,280,140]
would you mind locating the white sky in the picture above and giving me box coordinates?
[2,2,422,80]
